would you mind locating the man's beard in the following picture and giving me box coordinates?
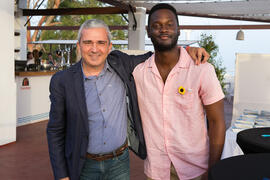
[151,33,179,52]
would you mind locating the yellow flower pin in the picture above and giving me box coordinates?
[178,86,186,95]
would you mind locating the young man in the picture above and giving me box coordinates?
[133,4,225,180]
[47,19,209,180]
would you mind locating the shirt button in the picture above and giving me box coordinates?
[104,126,107,128]
[104,142,106,145]
[102,109,105,112]
[99,93,101,96]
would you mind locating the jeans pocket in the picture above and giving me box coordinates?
[116,148,129,163]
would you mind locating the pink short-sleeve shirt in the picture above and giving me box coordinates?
[133,47,224,180]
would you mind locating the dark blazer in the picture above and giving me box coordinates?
[47,50,153,180]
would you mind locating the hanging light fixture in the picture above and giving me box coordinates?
[236,30,244,40]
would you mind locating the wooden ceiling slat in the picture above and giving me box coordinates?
[27,25,128,30]
[23,7,128,16]
[27,25,270,31]
[174,12,270,23]
[22,0,270,24]
[97,0,135,11]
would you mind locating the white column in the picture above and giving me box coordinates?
[0,0,17,145]
[15,0,27,60]
[128,7,146,50]
[15,15,27,60]
[184,30,192,40]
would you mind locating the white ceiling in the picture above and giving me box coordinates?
[117,0,270,22]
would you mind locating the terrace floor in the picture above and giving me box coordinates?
[0,99,233,180]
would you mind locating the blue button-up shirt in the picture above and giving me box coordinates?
[82,61,127,154]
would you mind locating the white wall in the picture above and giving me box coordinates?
[16,75,51,126]
[0,1,17,145]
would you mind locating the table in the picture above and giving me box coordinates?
[209,153,270,180]
[221,127,243,159]
[237,127,270,154]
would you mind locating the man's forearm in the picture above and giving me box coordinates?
[208,128,225,168]
[205,100,226,168]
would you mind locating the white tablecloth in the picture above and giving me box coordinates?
[221,127,244,159]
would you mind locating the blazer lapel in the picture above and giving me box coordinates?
[108,56,128,83]
[71,61,89,134]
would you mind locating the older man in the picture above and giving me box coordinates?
[47,19,209,180]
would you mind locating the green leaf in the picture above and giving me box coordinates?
[199,33,227,94]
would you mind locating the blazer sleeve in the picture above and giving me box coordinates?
[47,72,69,179]
[111,50,153,72]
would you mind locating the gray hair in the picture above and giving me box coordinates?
[77,19,112,43]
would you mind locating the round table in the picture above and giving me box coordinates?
[208,153,270,180]
[237,127,270,154]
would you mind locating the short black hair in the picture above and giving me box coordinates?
[148,3,179,29]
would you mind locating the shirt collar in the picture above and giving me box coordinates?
[81,59,112,80]
[148,46,192,69]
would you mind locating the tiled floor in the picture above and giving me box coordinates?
[0,100,232,180]
[0,120,146,180]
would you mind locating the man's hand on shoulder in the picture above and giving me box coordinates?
[186,47,210,65]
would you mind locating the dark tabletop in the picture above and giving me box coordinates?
[208,153,270,180]
[237,127,270,154]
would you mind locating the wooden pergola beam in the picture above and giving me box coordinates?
[27,24,270,31]
[23,7,128,16]
[22,6,270,23]
[174,11,270,23]
[179,24,270,30]
[27,25,128,30]
[97,0,135,12]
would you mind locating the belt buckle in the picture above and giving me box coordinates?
[96,154,108,161]
[98,153,104,157]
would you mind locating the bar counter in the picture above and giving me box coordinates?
[15,70,57,77]
[15,70,58,126]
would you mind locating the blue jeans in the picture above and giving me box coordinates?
[80,148,130,180]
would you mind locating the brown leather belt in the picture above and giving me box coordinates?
[86,141,128,161]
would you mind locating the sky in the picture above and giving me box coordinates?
[176,16,270,75]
